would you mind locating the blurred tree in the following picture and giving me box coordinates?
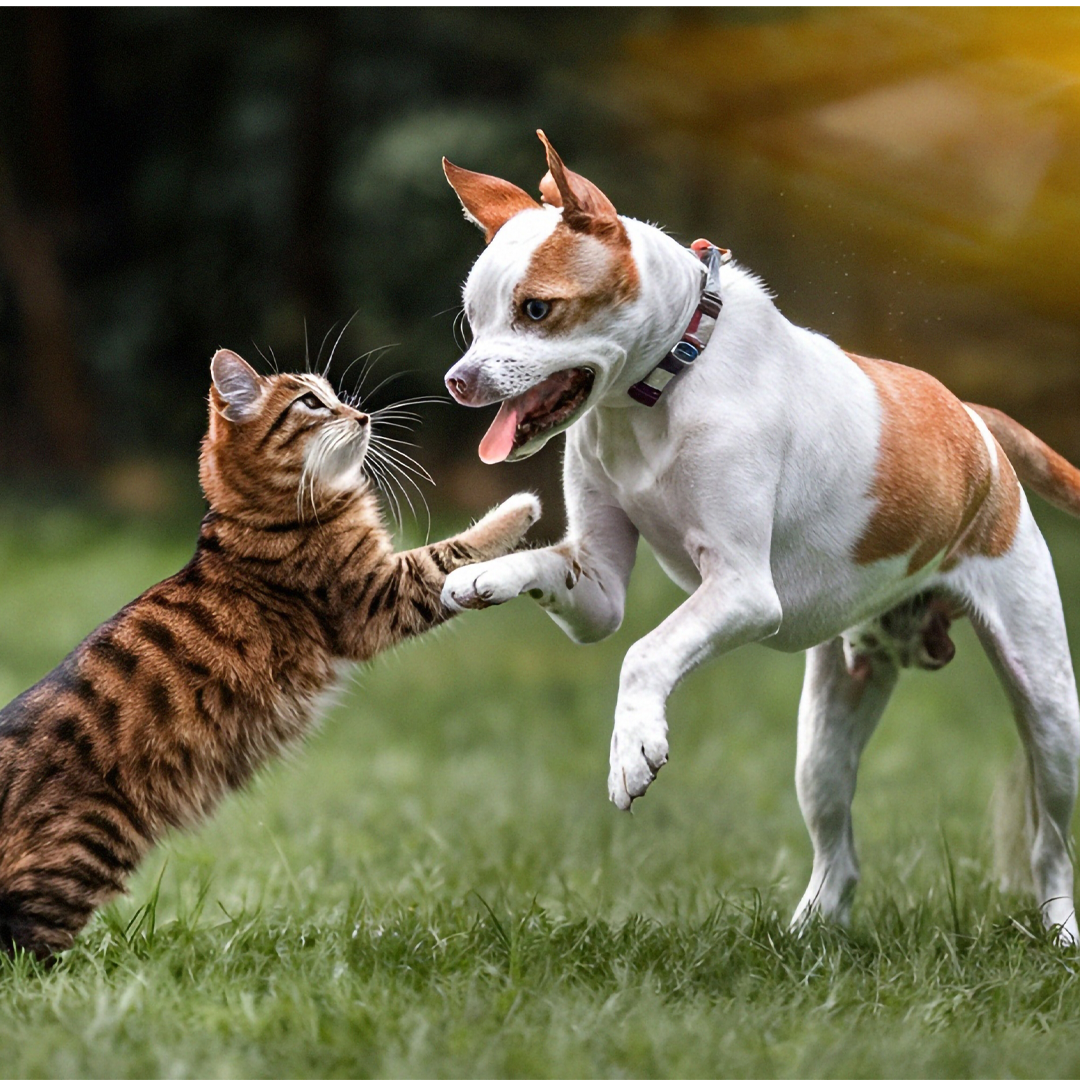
[0,10,91,472]
[0,7,652,503]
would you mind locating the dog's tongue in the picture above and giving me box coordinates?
[477,373,575,464]
[479,400,522,464]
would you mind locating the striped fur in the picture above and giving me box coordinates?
[0,350,538,959]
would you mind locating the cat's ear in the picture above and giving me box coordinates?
[211,349,265,423]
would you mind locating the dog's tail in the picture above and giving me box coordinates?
[968,404,1080,517]
[991,746,1036,896]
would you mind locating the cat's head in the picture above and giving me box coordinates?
[200,349,371,519]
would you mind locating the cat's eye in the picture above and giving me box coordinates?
[296,392,328,411]
[523,298,551,322]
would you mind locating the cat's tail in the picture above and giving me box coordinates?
[968,404,1080,517]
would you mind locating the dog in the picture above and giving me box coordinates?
[439,130,1080,941]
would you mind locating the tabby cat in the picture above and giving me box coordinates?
[0,349,539,959]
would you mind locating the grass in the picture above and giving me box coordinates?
[3,500,1080,1076]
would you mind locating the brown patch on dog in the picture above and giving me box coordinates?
[443,158,540,244]
[512,224,639,335]
[944,440,1022,566]
[522,133,639,329]
[848,353,1020,572]
[535,130,630,248]
[536,131,619,222]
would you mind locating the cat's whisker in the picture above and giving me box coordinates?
[365,443,411,510]
[368,401,449,425]
[361,369,417,407]
[372,395,450,411]
[252,341,280,375]
[368,443,423,488]
[323,312,359,380]
[366,407,441,430]
[369,454,434,499]
[338,344,396,401]
[298,425,346,524]
[367,446,433,538]
[351,344,399,399]
[383,463,420,525]
[367,437,433,495]
[369,428,422,449]
[367,437,434,486]
[364,454,405,536]
[369,418,420,435]
[371,412,424,428]
[368,449,426,532]
[313,322,338,377]
[370,405,427,418]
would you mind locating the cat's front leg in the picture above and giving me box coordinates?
[447,492,541,564]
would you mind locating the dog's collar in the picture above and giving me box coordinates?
[628,239,729,407]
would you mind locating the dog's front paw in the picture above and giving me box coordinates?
[608,709,668,811]
[441,555,531,613]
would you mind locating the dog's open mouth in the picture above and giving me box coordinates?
[479,367,595,463]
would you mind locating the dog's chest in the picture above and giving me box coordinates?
[583,413,707,591]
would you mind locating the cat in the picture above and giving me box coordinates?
[0,348,539,959]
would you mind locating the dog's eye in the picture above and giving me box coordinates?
[523,299,551,322]
[296,392,328,411]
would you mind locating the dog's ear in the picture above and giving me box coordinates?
[443,159,541,244]
[537,130,625,244]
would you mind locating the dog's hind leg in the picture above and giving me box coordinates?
[792,637,898,929]
[959,508,1080,943]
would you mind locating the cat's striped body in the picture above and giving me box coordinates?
[0,351,538,958]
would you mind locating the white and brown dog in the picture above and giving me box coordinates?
[440,131,1080,940]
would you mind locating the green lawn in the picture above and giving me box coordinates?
[3,501,1080,1078]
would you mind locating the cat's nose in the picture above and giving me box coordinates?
[355,413,369,427]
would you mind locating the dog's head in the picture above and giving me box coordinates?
[444,132,688,463]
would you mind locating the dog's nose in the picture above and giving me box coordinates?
[445,360,480,404]
[446,356,506,407]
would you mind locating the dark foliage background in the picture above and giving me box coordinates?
[3,7,1080,527]
[0,7,640,519]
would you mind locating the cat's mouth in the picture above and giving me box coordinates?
[302,421,371,498]
[479,367,595,464]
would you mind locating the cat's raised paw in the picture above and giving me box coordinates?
[463,493,541,559]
